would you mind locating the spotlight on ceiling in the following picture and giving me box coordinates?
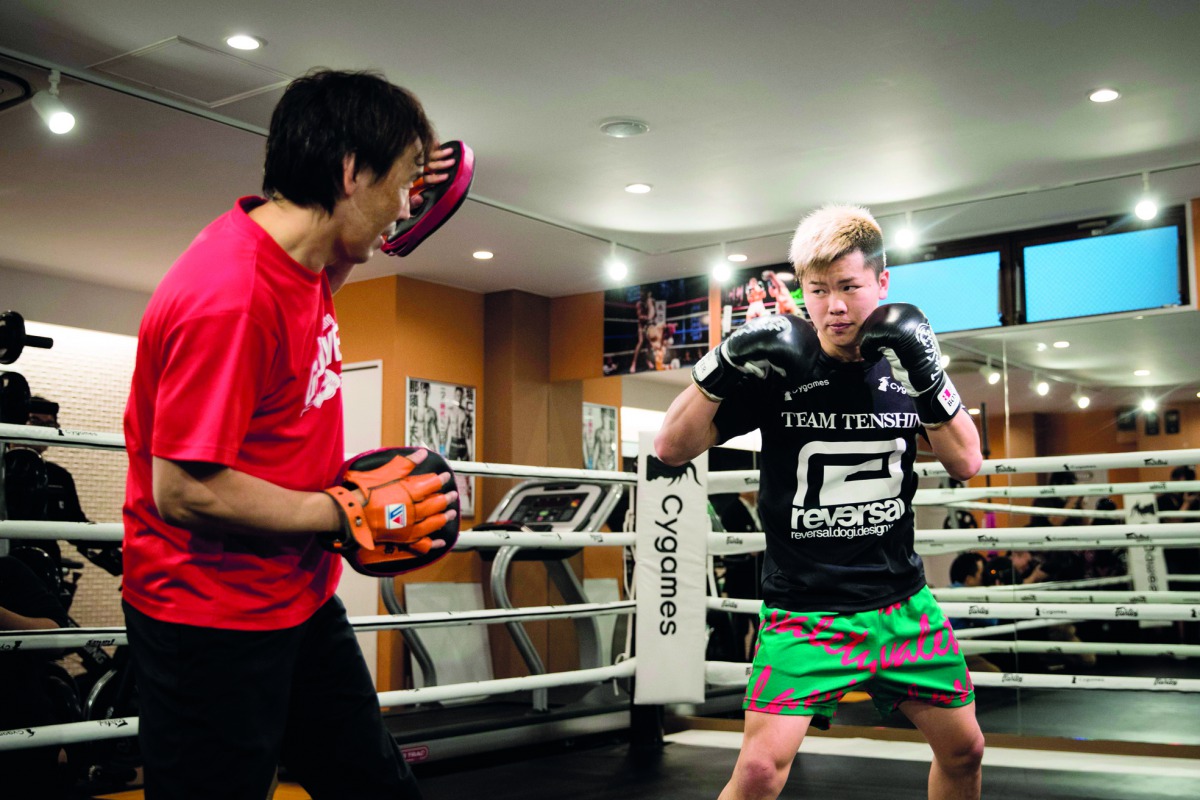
[1089,88,1120,103]
[979,361,1001,385]
[225,34,264,50]
[1140,397,1157,413]
[1135,172,1158,220]
[1031,374,1050,397]
[31,69,75,134]
[1072,387,1091,409]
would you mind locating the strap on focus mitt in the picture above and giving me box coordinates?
[321,447,460,577]
[381,140,475,257]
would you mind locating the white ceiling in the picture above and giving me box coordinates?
[2,1,1200,415]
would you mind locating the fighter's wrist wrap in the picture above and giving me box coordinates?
[691,345,742,401]
[911,373,962,429]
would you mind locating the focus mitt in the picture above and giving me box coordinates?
[322,447,460,577]
[381,140,475,257]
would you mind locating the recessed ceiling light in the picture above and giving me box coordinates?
[1134,315,1145,320]
[727,253,748,263]
[472,250,494,260]
[1036,342,1048,352]
[624,183,652,194]
[1053,341,1070,349]
[1089,88,1120,103]
[1134,369,1151,376]
[225,34,264,51]
[600,119,649,138]
[967,408,981,415]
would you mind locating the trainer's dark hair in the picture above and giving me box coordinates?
[949,552,985,584]
[262,69,435,214]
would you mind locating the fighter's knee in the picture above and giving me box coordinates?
[732,755,789,799]
[939,732,985,776]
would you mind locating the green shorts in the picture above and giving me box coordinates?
[743,586,974,729]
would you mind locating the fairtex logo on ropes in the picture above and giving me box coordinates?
[385,504,407,529]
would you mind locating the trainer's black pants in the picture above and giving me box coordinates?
[124,596,420,800]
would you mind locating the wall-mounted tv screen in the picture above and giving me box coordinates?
[887,250,1002,333]
[1024,225,1182,323]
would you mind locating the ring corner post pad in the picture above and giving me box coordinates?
[633,430,709,705]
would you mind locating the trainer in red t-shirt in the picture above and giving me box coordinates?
[123,197,345,630]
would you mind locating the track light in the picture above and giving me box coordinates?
[1031,373,1050,397]
[31,70,74,134]
[1140,397,1157,413]
[1134,172,1158,220]
[894,210,917,250]
[606,241,627,281]
[1072,387,1091,409]
[978,360,1001,385]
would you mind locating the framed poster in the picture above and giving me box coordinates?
[406,377,476,516]
[603,276,710,375]
[583,403,618,471]
[717,264,805,341]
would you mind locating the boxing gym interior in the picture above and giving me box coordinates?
[2,2,1199,798]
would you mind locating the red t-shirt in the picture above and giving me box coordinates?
[123,197,345,630]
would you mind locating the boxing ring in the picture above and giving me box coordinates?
[2,422,1199,796]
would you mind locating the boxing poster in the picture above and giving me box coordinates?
[582,403,618,471]
[405,377,475,516]
[602,277,709,375]
[717,263,805,340]
[634,431,708,704]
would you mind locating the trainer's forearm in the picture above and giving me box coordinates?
[152,457,340,536]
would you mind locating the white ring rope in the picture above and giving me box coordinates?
[1021,576,1131,589]
[705,596,1200,621]
[702,661,1200,693]
[376,660,635,707]
[0,423,635,484]
[931,588,1200,604]
[953,618,1083,639]
[0,660,639,753]
[960,640,1200,658]
[706,528,1200,558]
[0,601,636,652]
[916,479,1200,504]
[970,672,1200,692]
[941,500,1125,520]
[0,522,638,549]
[708,449,1200,493]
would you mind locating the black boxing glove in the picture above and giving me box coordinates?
[692,315,819,401]
[859,303,962,428]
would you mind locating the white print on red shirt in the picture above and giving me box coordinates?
[304,314,342,413]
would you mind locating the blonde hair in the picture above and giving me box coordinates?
[788,204,886,280]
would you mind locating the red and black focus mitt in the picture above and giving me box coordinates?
[381,140,475,257]
[321,447,460,577]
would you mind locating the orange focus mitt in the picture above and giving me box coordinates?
[322,447,460,577]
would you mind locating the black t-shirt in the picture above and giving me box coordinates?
[713,352,926,613]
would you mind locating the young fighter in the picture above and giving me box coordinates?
[656,204,985,800]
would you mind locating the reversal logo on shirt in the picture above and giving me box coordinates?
[304,314,342,413]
